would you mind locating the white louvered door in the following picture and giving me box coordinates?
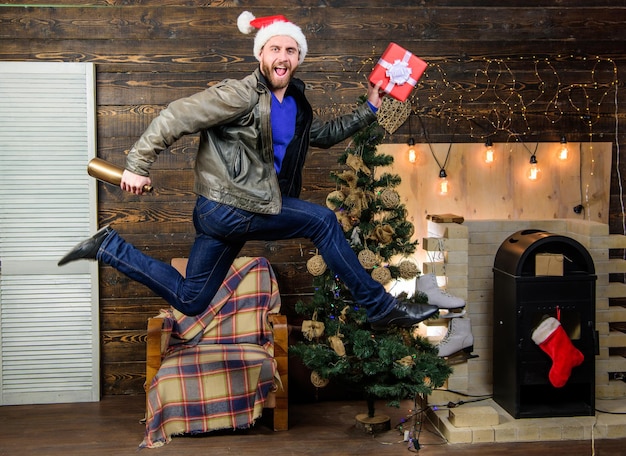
[0,62,100,404]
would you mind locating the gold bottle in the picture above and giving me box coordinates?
[87,158,153,193]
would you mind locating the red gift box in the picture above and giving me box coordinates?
[369,42,427,102]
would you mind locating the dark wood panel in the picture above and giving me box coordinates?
[4,6,626,42]
[101,330,147,362]
[4,38,626,75]
[100,298,164,330]
[101,361,145,395]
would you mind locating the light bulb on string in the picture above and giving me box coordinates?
[438,168,449,195]
[484,138,494,164]
[558,135,569,161]
[527,154,542,181]
[407,138,417,164]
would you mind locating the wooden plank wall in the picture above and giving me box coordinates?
[2,0,626,396]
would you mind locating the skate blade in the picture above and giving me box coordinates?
[442,348,479,365]
[440,308,467,319]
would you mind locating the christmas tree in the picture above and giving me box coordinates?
[290,101,452,415]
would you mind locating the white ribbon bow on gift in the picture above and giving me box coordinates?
[378,51,418,94]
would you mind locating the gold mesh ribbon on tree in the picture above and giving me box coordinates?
[302,311,325,341]
[371,224,395,245]
[396,355,416,367]
[328,335,346,357]
[334,170,358,188]
[329,305,349,357]
[335,211,355,232]
[346,154,372,176]
[344,188,370,218]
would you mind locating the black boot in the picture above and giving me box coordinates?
[58,225,112,266]
[370,301,438,330]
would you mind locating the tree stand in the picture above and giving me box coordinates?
[355,397,390,433]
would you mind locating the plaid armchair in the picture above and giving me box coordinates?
[142,257,288,448]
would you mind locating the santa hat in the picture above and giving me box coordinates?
[237,11,308,65]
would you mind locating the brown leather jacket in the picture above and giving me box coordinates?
[126,68,376,214]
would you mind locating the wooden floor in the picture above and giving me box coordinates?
[0,394,624,455]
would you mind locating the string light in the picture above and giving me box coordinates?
[407,138,417,164]
[484,138,494,163]
[527,154,541,181]
[438,169,449,195]
[413,55,618,141]
[558,135,569,161]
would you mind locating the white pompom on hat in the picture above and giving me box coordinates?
[237,11,308,65]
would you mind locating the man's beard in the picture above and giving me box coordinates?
[261,61,294,91]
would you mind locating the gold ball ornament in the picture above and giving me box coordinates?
[358,248,378,269]
[310,371,330,388]
[306,254,327,276]
[371,266,392,285]
[398,260,419,280]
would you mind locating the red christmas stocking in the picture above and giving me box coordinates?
[531,316,584,388]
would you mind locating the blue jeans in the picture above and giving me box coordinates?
[98,196,395,320]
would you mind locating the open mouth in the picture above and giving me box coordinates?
[275,67,288,77]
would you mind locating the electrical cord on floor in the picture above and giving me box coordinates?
[406,408,449,452]
[434,387,493,398]
[388,395,451,452]
[430,396,492,411]
[428,388,493,411]
[387,391,494,451]
[594,408,626,414]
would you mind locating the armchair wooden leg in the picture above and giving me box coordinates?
[269,313,289,431]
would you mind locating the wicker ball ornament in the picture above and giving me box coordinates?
[310,371,330,388]
[306,254,327,276]
[380,188,400,208]
[371,266,392,285]
[358,248,378,269]
[326,190,345,210]
[398,260,419,280]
